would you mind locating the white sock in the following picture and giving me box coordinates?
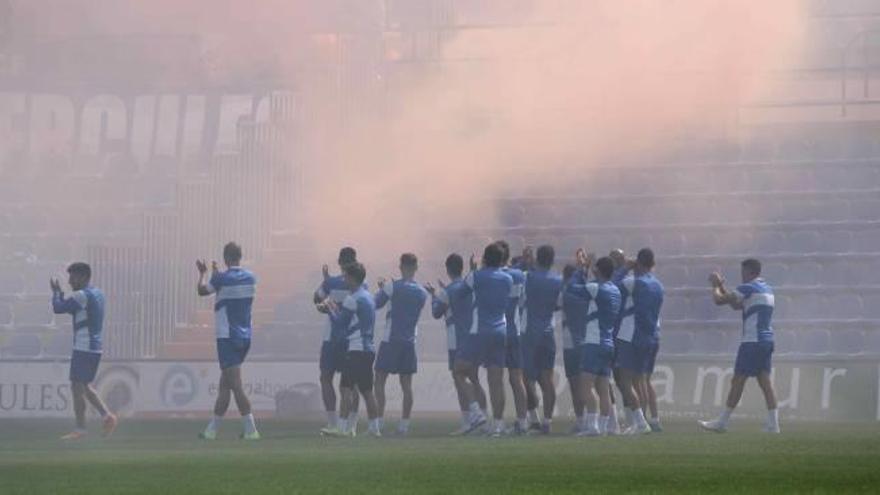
[517,418,528,429]
[586,413,598,432]
[399,419,410,431]
[494,419,505,432]
[576,414,585,429]
[635,408,648,428]
[369,418,380,431]
[719,407,734,425]
[460,411,471,428]
[339,418,350,433]
[469,402,481,414]
[348,412,359,429]
[326,411,338,427]
[609,406,619,426]
[541,417,552,427]
[377,417,385,430]
[528,409,539,423]
[767,408,779,427]
[206,415,222,433]
[242,413,257,434]
[598,416,609,435]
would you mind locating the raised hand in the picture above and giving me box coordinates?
[196,259,207,274]
[49,278,61,293]
[322,264,330,280]
[377,277,387,289]
[575,248,588,268]
[211,261,219,273]
[625,258,637,270]
[708,272,725,288]
[438,279,447,290]
[424,282,436,296]
[469,254,478,272]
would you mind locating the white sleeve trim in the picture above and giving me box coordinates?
[342,295,358,311]
[71,290,88,309]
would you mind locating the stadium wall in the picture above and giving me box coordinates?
[0,358,878,421]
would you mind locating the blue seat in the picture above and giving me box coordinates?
[662,295,689,320]
[655,264,687,287]
[1,333,42,358]
[795,329,831,355]
[787,261,822,287]
[693,329,728,354]
[824,294,863,320]
[829,329,864,355]
[687,295,724,321]
[651,232,685,256]
[865,331,880,354]
[661,330,693,354]
[789,231,822,254]
[852,229,880,253]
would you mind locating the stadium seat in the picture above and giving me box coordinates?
[824,293,864,320]
[13,299,54,326]
[0,272,25,295]
[1,333,42,358]
[692,329,728,354]
[789,231,822,254]
[829,329,865,355]
[662,294,689,320]
[774,329,797,354]
[849,200,880,221]
[682,232,719,256]
[0,303,11,326]
[862,294,880,320]
[792,293,824,319]
[661,330,694,354]
[865,331,880,354]
[795,329,831,354]
[655,264,687,288]
[756,231,789,255]
[761,262,790,286]
[687,295,724,321]
[787,261,823,286]
[43,331,72,357]
[816,229,853,254]
[650,232,685,256]
[772,294,794,321]
[852,229,880,253]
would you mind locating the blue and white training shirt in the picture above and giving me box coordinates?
[522,269,563,348]
[466,267,513,335]
[560,278,591,350]
[52,286,105,353]
[503,267,526,341]
[732,278,774,343]
[375,279,428,344]
[584,280,621,348]
[431,279,474,352]
[617,272,664,347]
[335,287,376,353]
[316,275,355,344]
[208,267,256,340]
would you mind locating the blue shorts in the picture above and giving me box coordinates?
[217,338,251,370]
[734,341,774,377]
[458,332,506,369]
[320,340,349,374]
[563,347,582,379]
[375,341,417,375]
[581,344,614,377]
[69,350,101,383]
[505,336,523,370]
[523,341,556,381]
[615,340,659,374]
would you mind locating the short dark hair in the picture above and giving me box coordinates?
[67,262,91,280]
[742,258,762,276]
[562,263,576,281]
[637,248,655,269]
[223,242,242,262]
[400,253,418,268]
[495,240,511,264]
[483,243,504,268]
[446,253,464,277]
[536,245,555,268]
[338,246,357,265]
[595,256,614,279]
[344,262,366,285]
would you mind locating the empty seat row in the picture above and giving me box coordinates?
[660,328,879,356]
[663,292,880,322]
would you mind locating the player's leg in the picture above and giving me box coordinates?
[595,376,612,435]
[320,369,337,428]
[537,367,556,434]
[374,370,388,427]
[757,371,780,433]
[486,365,506,435]
[507,368,528,434]
[83,384,118,436]
[398,374,414,434]
[644,372,661,432]
[567,374,584,433]
[61,381,88,440]
[700,374,747,433]
[226,366,259,439]
[578,372,600,436]
[469,367,487,414]
[358,353,382,437]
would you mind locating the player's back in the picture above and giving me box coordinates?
[378,279,428,343]
[561,281,590,347]
[502,267,525,338]
[211,267,256,340]
[633,273,664,346]
[319,275,351,341]
[75,286,105,352]
[589,280,621,347]
[524,269,563,336]
[468,268,513,333]
[736,278,774,343]
[346,287,377,352]
[444,279,474,341]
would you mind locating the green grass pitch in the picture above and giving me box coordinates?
[1,418,879,494]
